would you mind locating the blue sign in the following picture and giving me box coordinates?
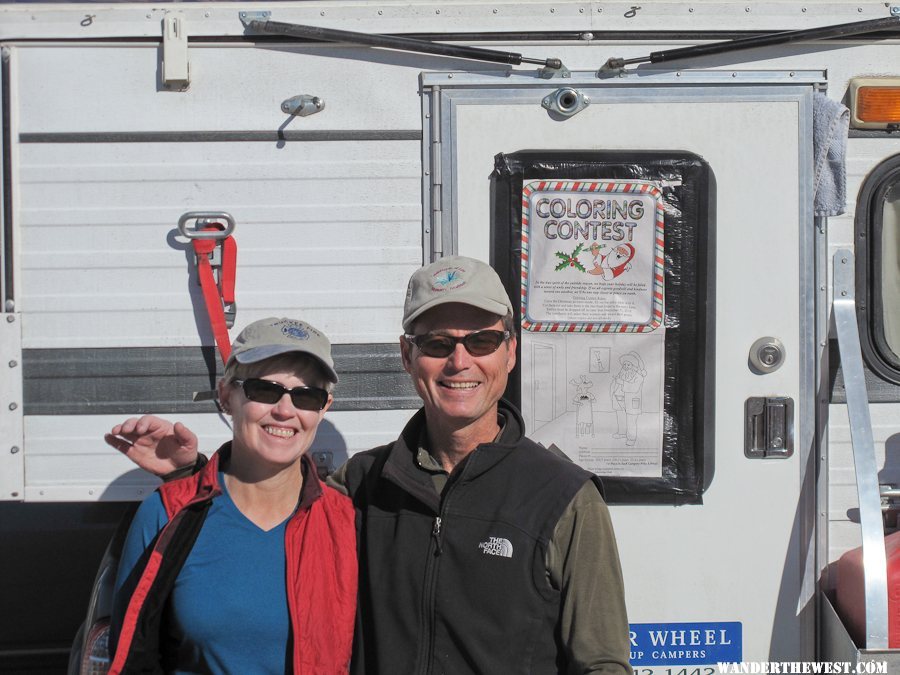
[629,622,742,666]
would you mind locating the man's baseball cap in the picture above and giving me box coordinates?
[227,317,338,383]
[402,256,514,332]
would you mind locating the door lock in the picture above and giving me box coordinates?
[749,336,785,374]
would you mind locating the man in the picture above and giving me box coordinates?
[108,256,631,674]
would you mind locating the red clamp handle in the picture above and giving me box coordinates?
[191,224,237,366]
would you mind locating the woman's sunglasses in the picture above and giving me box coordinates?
[233,378,329,411]
[404,329,511,358]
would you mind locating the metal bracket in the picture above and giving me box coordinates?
[0,313,24,501]
[281,95,325,117]
[833,248,889,649]
[541,87,590,118]
[239,11,271,28]
[744,396,794,458]
[162,12,190,90]
[538,62,571,80]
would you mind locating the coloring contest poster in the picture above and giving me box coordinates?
[519,180,666,477]
[521,180,664,331]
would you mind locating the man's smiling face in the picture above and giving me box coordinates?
[401,303,516,432]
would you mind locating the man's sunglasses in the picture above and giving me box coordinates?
[233,378,329,411]
[404,329,511,358]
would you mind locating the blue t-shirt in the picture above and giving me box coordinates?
[112,473,291,674]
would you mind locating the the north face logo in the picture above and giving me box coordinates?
[478,536,513,558]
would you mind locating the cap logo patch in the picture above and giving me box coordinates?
[281,322,310,341]
[432,266,467,292]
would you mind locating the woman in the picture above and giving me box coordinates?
[107,317,357,675]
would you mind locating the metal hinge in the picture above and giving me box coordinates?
[428,88,443,260]
[162,12,190,90]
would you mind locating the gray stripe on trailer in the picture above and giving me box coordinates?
[19,130,422,143]
[23,344,420,415]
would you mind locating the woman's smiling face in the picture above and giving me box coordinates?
[219,358,332,472]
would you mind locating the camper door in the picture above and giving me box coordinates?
[422,70,820,665]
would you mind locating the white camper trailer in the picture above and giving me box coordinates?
[1,0,900,670]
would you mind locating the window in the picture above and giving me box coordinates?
[857,154,900,384]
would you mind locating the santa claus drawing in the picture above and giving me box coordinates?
[588,242,635,280]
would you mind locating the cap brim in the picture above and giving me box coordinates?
[403,294,510,332]
[231,345,338,383]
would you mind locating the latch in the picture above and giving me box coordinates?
[880,484,900,529]
[281,95,325,117]
[162,12,190,90]
[745,396,794,458]
[311,450,334,479]
[541,87,589,118]
[178,212,237,330]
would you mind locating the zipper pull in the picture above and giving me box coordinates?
[432,516,443,556]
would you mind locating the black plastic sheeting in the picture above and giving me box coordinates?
[491,150,716,505]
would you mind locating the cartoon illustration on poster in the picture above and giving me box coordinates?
[522,332,664,477]
[519,179,666,477]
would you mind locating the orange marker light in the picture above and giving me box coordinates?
[851,78,900,129]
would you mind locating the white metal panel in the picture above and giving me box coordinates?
[441,78,814,660]
[16,140,421,347]
[0,1,894,40]
[17,38,900,136]
[22,408,416,502]
[15,43,429,133]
